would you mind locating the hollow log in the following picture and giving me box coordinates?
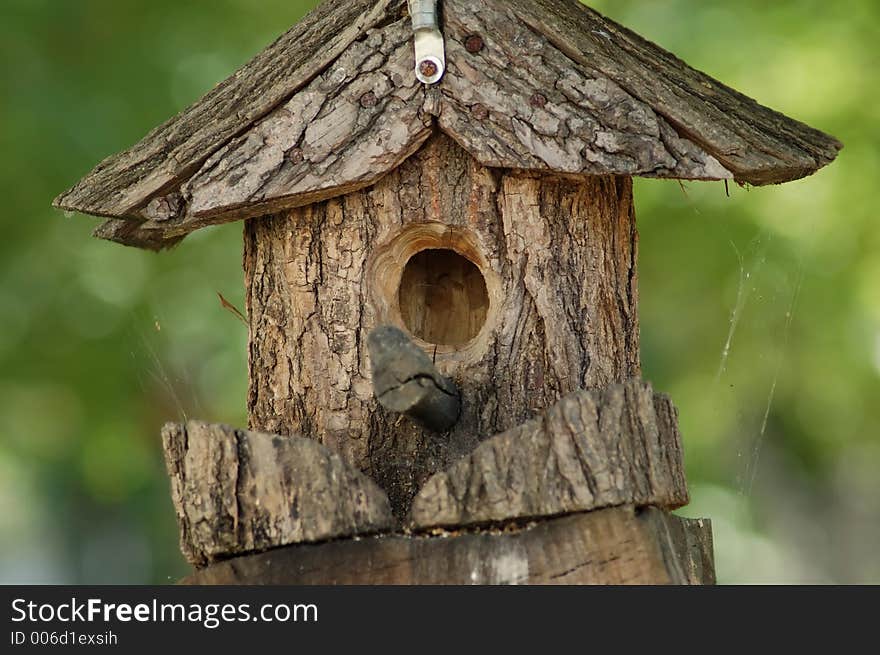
[244,132,639,517]
[182,506,715,585]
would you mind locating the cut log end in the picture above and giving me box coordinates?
[409,381,689,530]
[162,379,689,568]
[161,421,396,567]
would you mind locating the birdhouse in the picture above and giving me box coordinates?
[55,0,840,584]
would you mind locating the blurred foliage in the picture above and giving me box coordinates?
[0,0,877,584]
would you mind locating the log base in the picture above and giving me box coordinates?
[164,382,713,583]
[182,506,715,585]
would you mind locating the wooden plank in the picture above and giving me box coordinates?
[91,217,186,252]
[57,0,840,250]
[178,18,430,225]
[90,14,430,252]
[182,506,715,585]
[500,0,841,185]
[440,0,733,181]
[87,0,734,250]
[162,421,396,567]
[53,0,407,219]
[410,382,688,529]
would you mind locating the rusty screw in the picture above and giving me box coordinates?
[360,91,378,108]
[286,148,304,165]
[529,93,548,109]
[418,59,439,79]
[464,34,484,53]
[471,103,489,120]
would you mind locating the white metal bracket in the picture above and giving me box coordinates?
[409,0,445,85]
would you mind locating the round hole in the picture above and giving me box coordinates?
[398,249,489,346]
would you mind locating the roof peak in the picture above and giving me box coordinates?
[55,0,841,250]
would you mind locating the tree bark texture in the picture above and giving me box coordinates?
[438,0,731,181]
[501,0,842,185]
[162,421,395,567]
[172,16,431,232]
[182,506,715,585]
[54,0,407,219]
[243,133,639,518]
[409,382,688,529]
[161,382,690,569]
[55,0,840,250]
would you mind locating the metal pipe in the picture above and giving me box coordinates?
[410,0,438,31]
[408,0,446,85]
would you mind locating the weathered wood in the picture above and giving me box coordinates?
[244,133,640,518]
[141,16,431,241]
[53,0,407,220]
[501,0,842,185]
[648,506,716,586]
[369,326,461,432]
[93,1,732,250]
[410,381,688,529]
[162,421,395,567]
[182,506,715,585]
[439,0,732,181]
[398,248,489,346]
[56,0,839,250]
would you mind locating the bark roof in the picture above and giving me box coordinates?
[54,0,841,250]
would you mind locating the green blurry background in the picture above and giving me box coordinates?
[1,0,877,584]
